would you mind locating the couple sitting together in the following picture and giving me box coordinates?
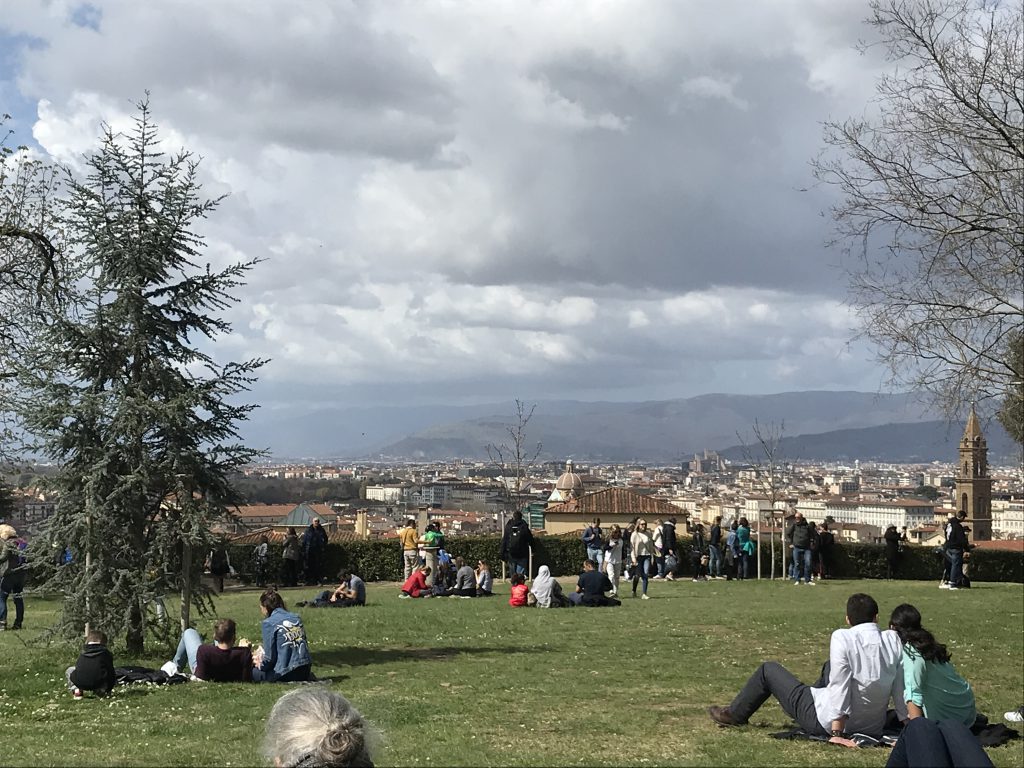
[709,593,993,768]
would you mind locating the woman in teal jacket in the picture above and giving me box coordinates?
[253,589,312,683]
[736,517,755,580]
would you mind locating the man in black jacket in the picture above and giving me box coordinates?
[500,510,533,577]
[787,512,815,585]
[661,518,678,579]
[943,511,969,590]
[66,629,116,698]
[303,518,329,585]
[708,516,723,579]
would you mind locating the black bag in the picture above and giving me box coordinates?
[114,666,189,686]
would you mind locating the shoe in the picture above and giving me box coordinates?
[631,592,637,598]
[806,581,816,586]
[295,601,307,607]
[398,594,411,599]
[160,661,179,677]
[1004,707,1024,723]
[10,622,21,630]
[0,622,5,631]
[641,594,650,600]
[793,581,801,586]
[666,574,675,581]
[459,595,472,599]
[708,705,736,726]
[652,575,664,580]
[939,583,951,589]
[947,586,959,590]
[72,688,83,700]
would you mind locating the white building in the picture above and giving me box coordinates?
[992,500,1024,538]
[365,485,405,503]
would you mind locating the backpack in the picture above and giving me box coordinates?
[508,523,529,555]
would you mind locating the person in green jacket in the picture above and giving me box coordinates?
[889,603,976,727]
[736,517,756,580]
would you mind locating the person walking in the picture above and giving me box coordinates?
[942,512,969,590]
[500,510,533,578]
[604,525,624,597]
[661,518,678,580]
[280,527,301,588]
[398,518,419,581]
[629,519,655,599]
[254,535,270,588]
[817,523,835,580]
[708,516,723,579]
[208,538,232,594]
[582,518,604,570]
[0,525,27,631]
[302,518,328,586]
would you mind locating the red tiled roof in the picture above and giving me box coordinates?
[973,540,1024,551]
[546,487,683,518]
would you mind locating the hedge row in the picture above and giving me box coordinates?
[228,535,1023,584]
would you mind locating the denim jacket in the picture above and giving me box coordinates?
[259,608,311,680]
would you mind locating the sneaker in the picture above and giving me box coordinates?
[398,593,411,599]
[793,581,801,586]
[641,594,650,600]
[947,586,959,591]
[692,578,700,582]
[939,583,951,589]
[1004,707,1024,723]
[806,581,816,586]
[665,574,676,581]
[652,575,664,580]
[72,688,83,700]
[160,661,179,677]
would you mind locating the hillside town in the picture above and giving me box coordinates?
[11,409,1016,555]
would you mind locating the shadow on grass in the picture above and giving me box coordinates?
[315,645,536,668]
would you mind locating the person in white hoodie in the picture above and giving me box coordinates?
[603,525,624,597]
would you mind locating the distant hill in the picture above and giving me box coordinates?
[718,420,1020,464]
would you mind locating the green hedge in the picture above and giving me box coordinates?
[229,535,1023,584]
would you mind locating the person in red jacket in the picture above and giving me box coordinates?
[508,573,529,607]
[399,565,432,598]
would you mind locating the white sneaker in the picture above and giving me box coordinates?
[806,581,816,586]
[398,593,411,599]
[160,661,179,677]
[641,594,650,600]
[939,583,950,589]
[666,574,676,581]
[1004,707,1024,723]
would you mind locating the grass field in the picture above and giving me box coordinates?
[3,577,1022,767]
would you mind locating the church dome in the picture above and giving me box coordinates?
[554,460,584,494]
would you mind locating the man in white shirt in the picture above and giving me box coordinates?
[708,593,908,739]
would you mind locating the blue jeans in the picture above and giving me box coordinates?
[791,547,812,582]
[508,557,528,576]
[172,628,203,673]
[0,572,26,627]
[946,548,964,587]
[708,545,722,577]
[586,548,604,568]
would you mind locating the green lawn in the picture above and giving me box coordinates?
[3,578,1022,767]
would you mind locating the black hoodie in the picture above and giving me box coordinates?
[70,643,116,694]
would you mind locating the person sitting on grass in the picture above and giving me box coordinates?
[476,561,493,596]
[508,572,529,607]
[66,629,116,698]
[708,593,908,740]
[888,603,976,727]
[399,565,432,598]
[298,570,366,608]
[264,686,376,767]
[885,717,993,768]
[447,557,477,598]
[162,618,253,682]
[567,559,621,607]
[530,565,570,608]
[253,589,312,683]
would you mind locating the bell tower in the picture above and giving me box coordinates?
[955,406,992,541]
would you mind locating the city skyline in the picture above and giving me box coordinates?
[4,2,915,410]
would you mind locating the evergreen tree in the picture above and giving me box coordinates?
[21,101,265,652]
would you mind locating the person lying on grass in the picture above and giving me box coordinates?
[399,565,432,598]
[162,618,253,682]
[297,570,366,608]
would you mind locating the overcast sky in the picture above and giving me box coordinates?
[1,0,900,410]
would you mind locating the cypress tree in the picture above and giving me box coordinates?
[21,100,264,652]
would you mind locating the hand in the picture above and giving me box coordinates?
[237,638,252,648]
[828,736,859,749]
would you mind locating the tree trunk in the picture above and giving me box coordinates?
[126,599,145,655]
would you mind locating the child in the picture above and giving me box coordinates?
[508,573,529,607]
[66,629,116,698]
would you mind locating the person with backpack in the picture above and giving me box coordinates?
[0,525,28,631]
[208,539,232,594]
[582,518,604,569]
[500,510,533,578]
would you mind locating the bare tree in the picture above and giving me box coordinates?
[485,399,543,525]
[737,420,786,580]
[813,0,1023,417]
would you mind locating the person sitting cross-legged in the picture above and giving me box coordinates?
[708,593,908,740]
[567,559,621,607]
[298,570,366,608]
[399,565,432,598]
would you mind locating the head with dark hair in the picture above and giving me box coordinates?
[454,557,464,568]
[260,589,286,616]
[582,559,596,571]
[512,510,523,521]
[405,518,415,527]
[738,517,749,528]
[213,618,237,645]
[846,593,879,626]
[288,527,297,536]
[889,603,951,663]
[264,687,376,767]
[510,572,525,585]
[337,569,352,583]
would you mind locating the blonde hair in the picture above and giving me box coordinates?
[263,687,376,767]
[0,524,16,540]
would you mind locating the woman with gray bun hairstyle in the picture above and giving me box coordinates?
[264,687,376,767]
